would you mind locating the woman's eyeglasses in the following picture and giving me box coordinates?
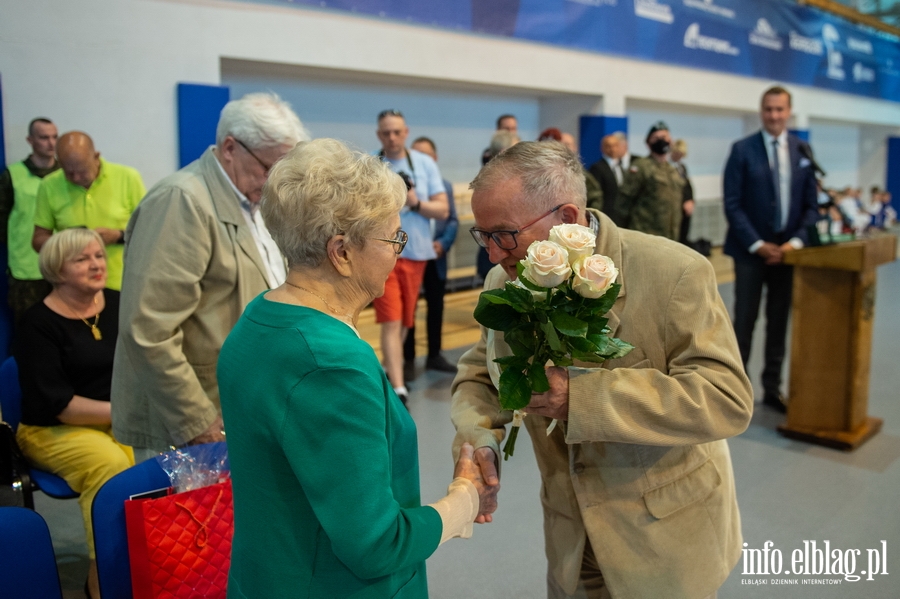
[372,230,409,255]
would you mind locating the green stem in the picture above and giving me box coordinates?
[502,426,520,461]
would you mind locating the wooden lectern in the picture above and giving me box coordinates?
[778,234,897,450]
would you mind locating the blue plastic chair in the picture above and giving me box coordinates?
[0,506,64,599]
[92,442,228,599]
[0,356,79,499]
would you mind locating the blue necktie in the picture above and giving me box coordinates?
[772,139,782,232]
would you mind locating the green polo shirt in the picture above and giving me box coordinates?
[34,158,146,290]
[6,160,59,280]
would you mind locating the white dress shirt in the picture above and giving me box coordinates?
[605,155,624,185]
[762,129,791,232]
[214,156,286,288]
[749,130,802,253]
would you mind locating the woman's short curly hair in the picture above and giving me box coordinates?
[39,228,106,285]
[261,138,406,269]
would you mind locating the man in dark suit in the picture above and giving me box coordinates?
[588,134,621,222]
[723,86,819,412]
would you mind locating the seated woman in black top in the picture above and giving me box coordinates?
[15,228,133,599]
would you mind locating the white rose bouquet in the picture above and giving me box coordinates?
[474,224,634,460]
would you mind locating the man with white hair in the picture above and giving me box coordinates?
[111,93,309,458]
[452,141,752,599]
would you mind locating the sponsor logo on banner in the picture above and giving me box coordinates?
[823,24,845,80]
[682,0,735,19]
[634,0,673,23]
[749,18,783,51]
[847,37,874,54]
[790,31,824,55]
[683,22,740,55]
[853,62,876,82]
[880,58,899,77]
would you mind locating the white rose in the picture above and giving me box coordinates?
[571,254,618,299]
[549,224,596,265]
[521,240,572,288]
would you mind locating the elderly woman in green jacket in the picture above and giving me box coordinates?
[218,138,490,598]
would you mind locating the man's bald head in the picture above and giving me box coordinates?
[601,134,619,159]
[57,131,100,188]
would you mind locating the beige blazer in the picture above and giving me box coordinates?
[111,148,270,450]
[451,210,753,599]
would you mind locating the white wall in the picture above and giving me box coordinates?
[220,60,541,184]
[2,0,900,190]
[808,120,862,190]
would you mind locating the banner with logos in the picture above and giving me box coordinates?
[261,0,899,102]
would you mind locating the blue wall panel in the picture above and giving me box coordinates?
[887,137,900,212]
[579,115,628,168]
[177,83,230,168]
[0,74,6,169]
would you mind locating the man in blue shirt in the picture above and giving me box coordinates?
[373,111,449,404]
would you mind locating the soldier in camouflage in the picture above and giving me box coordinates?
[616,122,685,240]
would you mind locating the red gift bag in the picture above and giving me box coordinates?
[124,479,234,599]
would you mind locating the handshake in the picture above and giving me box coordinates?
[453,443,501,523]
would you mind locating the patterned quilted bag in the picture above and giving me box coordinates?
[124,479,234,599]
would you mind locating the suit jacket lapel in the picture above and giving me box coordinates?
[199,149,271,284]
[589,209,624,337]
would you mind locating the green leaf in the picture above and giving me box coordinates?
[605,337,635,360]
[541,321,562,351]
[478,289,516,306]
[498,365,532,411]
[474,295,520,331]
[583,283,622,316]
[528,360,550,393]
[505,327,536,357]
[586,317,610,336]
[588,334,609,354]
[493,355,528,368]
[550,311,589,337]
[504,281,534,312]
[568,335,599,353]
[571,350,610,364]
[551,354,574,367]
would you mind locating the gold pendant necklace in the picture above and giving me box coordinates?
[283,281,355,324]
[60,293,102,341]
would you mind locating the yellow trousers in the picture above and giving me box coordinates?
[16,423,134,558]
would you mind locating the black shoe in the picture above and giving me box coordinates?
[403,360,417,382]
[762,392,788,414]
[426,354,458,373]
[398,392,409,409]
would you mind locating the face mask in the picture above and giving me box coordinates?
[650,139,670,155]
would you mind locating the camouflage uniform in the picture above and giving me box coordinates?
[616,156,685,240]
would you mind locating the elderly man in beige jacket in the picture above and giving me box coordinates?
[452,141,753,599]
[111,93,309,459]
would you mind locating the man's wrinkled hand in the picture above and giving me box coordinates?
[188,414,226,445]
[453,443,498,522]
[527,366,569,421]
[455,445,500,523]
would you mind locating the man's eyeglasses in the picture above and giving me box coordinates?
[235,138,274,175]
[469,204,564,251]
[372,230,408,255]
[377,109,404,120]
